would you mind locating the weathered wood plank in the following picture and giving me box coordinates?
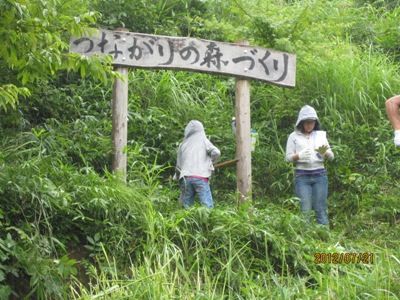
[70,29,296,87]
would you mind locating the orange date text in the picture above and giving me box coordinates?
[314,253,374,264]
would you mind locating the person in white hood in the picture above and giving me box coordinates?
[285,105,334,227]
[175,120,221,209]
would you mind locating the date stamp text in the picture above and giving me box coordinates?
[314,253,374,264]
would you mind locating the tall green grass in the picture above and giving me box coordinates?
[66,205,399,299]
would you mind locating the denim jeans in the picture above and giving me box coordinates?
[295,173,329,225]
[179,177,213,209]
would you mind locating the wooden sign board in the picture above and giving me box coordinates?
[70,29,296,87]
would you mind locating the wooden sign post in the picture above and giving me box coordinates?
[111,66,128,177]
[70,29,296,198]
[111,28,129,179]
[235,40,252,202]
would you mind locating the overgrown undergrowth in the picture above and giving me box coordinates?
[0,148,398,299]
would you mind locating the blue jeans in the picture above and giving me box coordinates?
[295,173,329,225]
[179,177,213,209]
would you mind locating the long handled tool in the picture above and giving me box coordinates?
[213,158,239,168]
[164,158,239,183]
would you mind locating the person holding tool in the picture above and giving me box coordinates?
[285,105,334,227]
[174,120,221,209]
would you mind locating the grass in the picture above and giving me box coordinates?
[61,201,399,299]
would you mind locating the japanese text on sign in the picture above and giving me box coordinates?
[70,29,296,87]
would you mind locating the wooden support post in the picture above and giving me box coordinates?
[235,40,252,203]
[112,67,128,179]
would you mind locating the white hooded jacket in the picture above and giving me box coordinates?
[176,120,221,179]
[285,105,334,170]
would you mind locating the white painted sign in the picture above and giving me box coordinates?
[70,29,296,87]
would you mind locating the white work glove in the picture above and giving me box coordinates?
[298,148,311,161]
[394,131,400,147]
[315,145,329,156]
[172,173,179,181]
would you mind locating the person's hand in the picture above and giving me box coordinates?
[298,148,311,160]
[172,173,179,181]
[315,145,329,156]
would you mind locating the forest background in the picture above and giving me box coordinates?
[0,0,399,299]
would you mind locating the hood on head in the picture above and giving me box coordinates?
[184,120,204,138]
[295,105,320,128]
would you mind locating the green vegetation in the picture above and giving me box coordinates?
[0,0,399,299]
